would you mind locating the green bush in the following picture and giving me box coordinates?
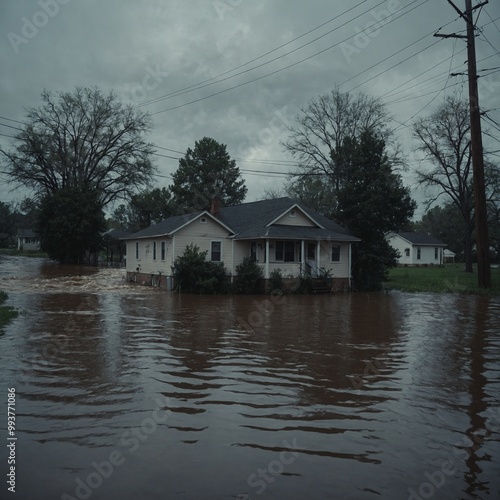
[234,258,264,294]
[295,274,313,294]
[268,268,284,293]
[172,244,229,294]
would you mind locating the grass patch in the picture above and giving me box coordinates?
[0,290,19,329]
[0,248,48,258]
[384,264,500,295]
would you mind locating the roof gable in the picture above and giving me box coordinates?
[266,203,325,229]
[124,197,359,242]
[123,211,235,240]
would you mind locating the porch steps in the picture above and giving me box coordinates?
[311,278,332,294]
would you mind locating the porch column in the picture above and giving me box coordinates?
[265,239,270,279]
[301,240,305,275]
[231,239,235,282]
[316,240,321,270]
[348,243,352,288]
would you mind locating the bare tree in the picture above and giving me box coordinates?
[282,87,402,195]
[1,86,156,207]
[413,96,478,271]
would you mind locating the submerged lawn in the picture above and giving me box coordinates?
[0,290,19,329]
[385,264,500,294]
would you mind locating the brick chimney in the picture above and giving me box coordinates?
[210,196,221,216]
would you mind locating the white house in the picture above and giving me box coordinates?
[387,231,447,266]
[122,197,360,290]
[443,249,456,263]
[17,229,40,251]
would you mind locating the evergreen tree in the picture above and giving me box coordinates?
[36,187,106,264]
[171,137,247,213]
[334,131,416,290]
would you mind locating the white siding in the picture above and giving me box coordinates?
[319,241,350,278]
[415,246,442,265]
[388,234,413,265]
[274,208,316,227]
[126,238,173,275]
[388,234,443,265]
[173,217,233,272]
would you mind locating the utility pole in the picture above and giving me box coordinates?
[435,0,491,288]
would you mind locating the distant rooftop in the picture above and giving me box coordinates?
[397,231,446,246]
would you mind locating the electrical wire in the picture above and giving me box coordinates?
[151,0,431,116]
[138,0,374,108]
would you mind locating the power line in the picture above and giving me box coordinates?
[340,16,458,89]
[0,122,22,131]
[151,0,430,116]
[0,116,25,125]
[139,0,374,108]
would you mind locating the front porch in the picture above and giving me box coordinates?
[240,238,352,286]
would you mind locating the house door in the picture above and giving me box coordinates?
[307,243,317,277]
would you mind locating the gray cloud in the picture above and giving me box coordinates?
[1,0,499,220]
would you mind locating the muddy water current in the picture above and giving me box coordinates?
[0,255,499,499]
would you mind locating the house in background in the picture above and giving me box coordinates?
[17,229,40,252]
[443,249,456,264]
[122,197,360,290]
[102,228,131,265]
[387,231,447,266]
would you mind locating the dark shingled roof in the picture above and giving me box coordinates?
[103,229,133,240]
[397,232,446,246]
[123,197,360,242]
[122,212,202,239]
[17,229,37,238]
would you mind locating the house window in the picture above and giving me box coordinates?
[200,217,207,224]
[284,241,295,262]
[405,248,410,257]
[275,241,283,261]
[250,241,257,261]
[289,209,296,218]
[435,247,438,260]
[161,241,166,261]
[275,241,295,261]
[417,247,421,260]
[135,241,140,260]
[331,244,341,262]
[211,241,222,262]
[153,241,157,261]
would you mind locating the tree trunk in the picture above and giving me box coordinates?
[464,229,474,273]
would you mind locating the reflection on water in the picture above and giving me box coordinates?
[0,255,499,499]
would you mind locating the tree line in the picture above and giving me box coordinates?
[1,86,498,290]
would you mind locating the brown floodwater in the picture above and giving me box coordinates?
[0,255,499,500]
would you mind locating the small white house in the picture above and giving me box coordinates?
[17,229,40,251]
[387,231,447,266]
[443,249,456,263]
[122,197,360,290]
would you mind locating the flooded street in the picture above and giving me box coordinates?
[1,255,499,499]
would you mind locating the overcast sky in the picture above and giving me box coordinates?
[1,0,499,219]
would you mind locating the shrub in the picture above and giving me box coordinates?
[172,244,229,294]
[234,258,264,294]
[295,274,313,294]
[268,268,284,293]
